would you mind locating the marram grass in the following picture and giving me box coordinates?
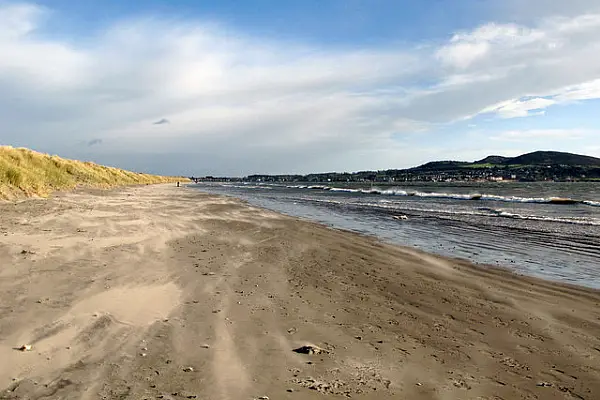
[0,146,187,200]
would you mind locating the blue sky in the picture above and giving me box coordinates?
[1,0,600,175]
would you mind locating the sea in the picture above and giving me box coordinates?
[190,181,600,289]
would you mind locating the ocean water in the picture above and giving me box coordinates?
[191,181,600,289]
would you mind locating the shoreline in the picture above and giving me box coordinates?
[188,182,600,290]
[210,187,600,294]
[1,184,599,399]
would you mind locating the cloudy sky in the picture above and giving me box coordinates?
[1,0,600,175]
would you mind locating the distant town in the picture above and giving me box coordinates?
[190,151,600,183]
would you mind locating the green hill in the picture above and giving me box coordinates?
[502,151,600,166]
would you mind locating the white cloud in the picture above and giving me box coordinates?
[482,97,555,118]
[0,2,600,174]
[491,129,594,141]
[554,79,600,101]
[0,3,41,38]
[436,23,545,69]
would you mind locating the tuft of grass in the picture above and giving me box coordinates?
[0,146,188,200]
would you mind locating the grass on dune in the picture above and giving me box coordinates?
[0,146,187,200]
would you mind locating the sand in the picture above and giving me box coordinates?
[1,184,599,400]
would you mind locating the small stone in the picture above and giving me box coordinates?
[201,344,210,349]
[18,345,32,352]
[183,367,194,372]
[142,347,148,351]
[140,353,147,357]
[293,345,328,355]
[537,382,552,387]
[287,388,294,392]
[416,382,423,386]
[355,336,362,340]
[258,397,269,400]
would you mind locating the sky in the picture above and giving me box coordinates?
[1,0,600,176]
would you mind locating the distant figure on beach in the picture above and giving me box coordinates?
[177,182,180,187]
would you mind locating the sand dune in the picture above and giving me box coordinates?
[1,184,599,399]
[0,146,184,200]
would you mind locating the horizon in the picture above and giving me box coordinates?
[1,1,600,175]
[193,150,600,178]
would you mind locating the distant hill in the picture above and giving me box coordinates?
[417,151,600,170]
[501,151,600,166]
[413,160,470,170]
[207,150,600,183]
[474,155,510,164]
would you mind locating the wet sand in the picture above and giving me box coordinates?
[1,184,599,399]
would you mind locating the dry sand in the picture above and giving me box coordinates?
[1,184,599,400]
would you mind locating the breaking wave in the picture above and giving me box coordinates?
[281,185,599,207]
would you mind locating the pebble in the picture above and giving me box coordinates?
[201,344,210,349]
[183,367,194,372]
[258,397,269,400]
[18,345,32,352]
[537,382,552,387]
[287,388,294,392]
[293,345,328,355]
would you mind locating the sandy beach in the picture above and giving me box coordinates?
[1,184,599,400]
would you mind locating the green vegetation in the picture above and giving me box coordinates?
[0,146,186,200]
[464,163,496,169]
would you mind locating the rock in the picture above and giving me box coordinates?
[183,367,194,372]
[537,382,553,387]
[258,397,269,400]
[293,345,329,355]
[287,388,294,392]
[18,345,32,352]
[201,344,210,349]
